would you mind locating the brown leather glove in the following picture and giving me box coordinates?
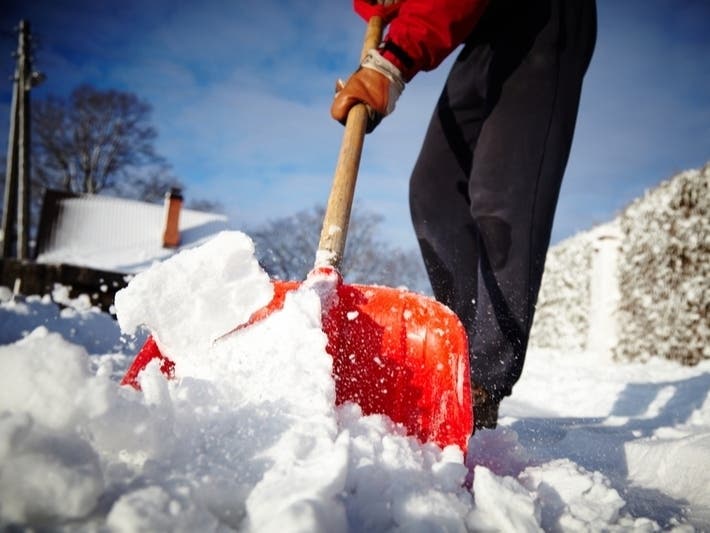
[331,49,405,133]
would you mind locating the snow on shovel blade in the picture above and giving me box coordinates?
[121,269,473,452]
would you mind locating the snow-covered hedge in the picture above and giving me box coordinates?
[530,163,709,365]
[529,231,593,352]
[614,164,709,365]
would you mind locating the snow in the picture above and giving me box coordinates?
[1,230,709,531]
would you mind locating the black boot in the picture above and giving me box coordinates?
[472,386,499,430]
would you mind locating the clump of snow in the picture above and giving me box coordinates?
[51,283,94,312]
[0,329,106,524]
[115,231,274,361]
[1,229,710,531]
[0,285,13,303]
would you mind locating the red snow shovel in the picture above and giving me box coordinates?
[121,11,474,452]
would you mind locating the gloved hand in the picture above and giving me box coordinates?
[331,49,405,133]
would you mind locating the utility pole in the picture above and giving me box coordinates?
[1,20,43,259]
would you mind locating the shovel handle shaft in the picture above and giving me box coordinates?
[360,15,385,61]
[315,16,384,270]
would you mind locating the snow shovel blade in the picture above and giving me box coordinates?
[318,275,473,452]
[121,268,473,452]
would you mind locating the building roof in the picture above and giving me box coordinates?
[35,190,229,274]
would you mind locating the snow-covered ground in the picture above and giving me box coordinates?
[1,231,708,532]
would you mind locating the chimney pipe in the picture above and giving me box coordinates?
[162,187,183,248]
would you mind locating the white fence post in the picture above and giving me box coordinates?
[586,222,622,358]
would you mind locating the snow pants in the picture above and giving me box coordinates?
[409,0,597,402]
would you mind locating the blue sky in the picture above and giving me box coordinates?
[2,0,709,250]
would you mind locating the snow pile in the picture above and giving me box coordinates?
[615,163,709,365]
[0,232,474,531]
[0,283,138,357]
[529,230,593,351]
[1,230,709,531]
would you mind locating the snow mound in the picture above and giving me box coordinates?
[0,231,474,530]
[1,230,709,531]
[0,285,134,355]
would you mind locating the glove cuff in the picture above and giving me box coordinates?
[360,49,406,97]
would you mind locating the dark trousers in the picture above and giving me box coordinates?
[409,0,597,402]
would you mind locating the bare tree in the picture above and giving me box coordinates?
[250,206,322,281]
[129,163,185,203]
[249,205,430,294]
[30,84,220,213]
[33,84,164,195]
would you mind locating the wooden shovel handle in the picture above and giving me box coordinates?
[315,16,384,270]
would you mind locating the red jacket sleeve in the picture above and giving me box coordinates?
[381,0,490,81]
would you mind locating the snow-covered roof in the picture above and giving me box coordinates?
[35,191,229,273]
